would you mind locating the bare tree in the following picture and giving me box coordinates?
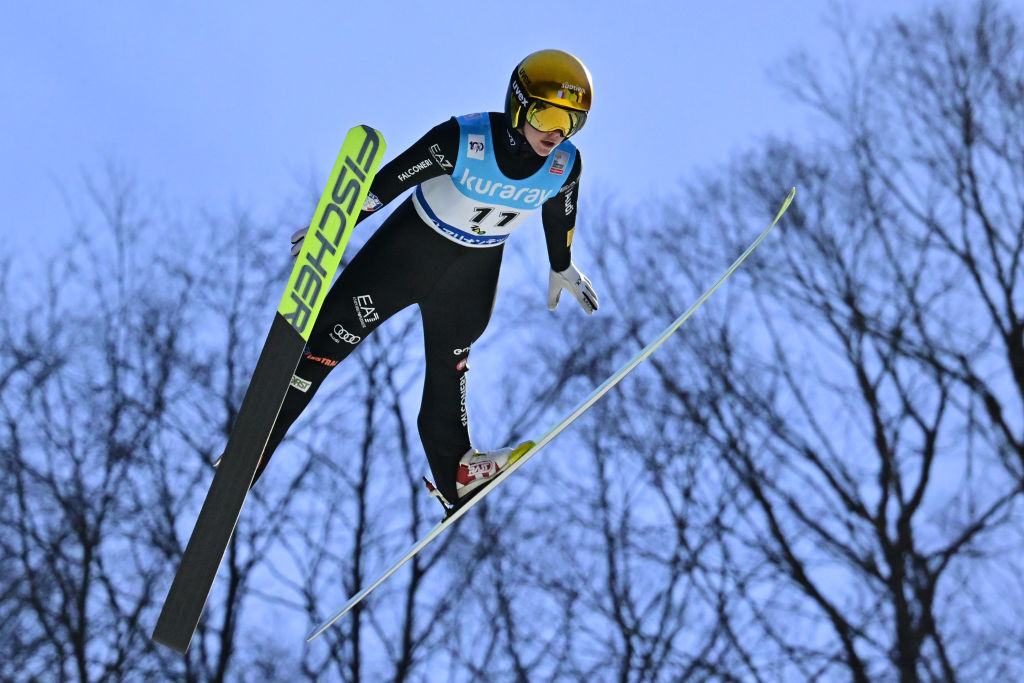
[0,166,365,681]
[603,2,1024,680]
[146,205,321,682]
[0,167,197,681]
[9,4,1022,681]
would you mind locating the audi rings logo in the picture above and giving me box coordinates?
[330,324,362,345]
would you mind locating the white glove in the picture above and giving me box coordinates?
[548,263,598,314]
[290,228,307,258]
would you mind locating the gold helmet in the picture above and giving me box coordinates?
[505,49,592,138]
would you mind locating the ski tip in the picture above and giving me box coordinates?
[772,187,797,225]
[511,440,536,461]
[354,124,385,141]
[782,186,796,207]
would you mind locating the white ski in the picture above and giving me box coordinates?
[305,187,796,643]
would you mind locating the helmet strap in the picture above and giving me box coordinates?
[503,120,527,152]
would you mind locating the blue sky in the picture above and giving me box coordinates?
[1,0,964,662]
[2,2,930,254]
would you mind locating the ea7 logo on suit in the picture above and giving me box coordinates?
[430,144,453,170]
[353,294,379,328]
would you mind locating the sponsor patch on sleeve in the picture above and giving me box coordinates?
[468,134,486,160]
[550,149,569,175]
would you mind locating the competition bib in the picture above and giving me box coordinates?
[413,113,575,247]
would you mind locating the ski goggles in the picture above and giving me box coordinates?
[525,102,587,138]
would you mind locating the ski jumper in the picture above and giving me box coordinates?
[256,113,582,501]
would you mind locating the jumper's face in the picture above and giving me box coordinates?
[521,122,564,157]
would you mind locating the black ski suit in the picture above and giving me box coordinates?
[256,112,583,501]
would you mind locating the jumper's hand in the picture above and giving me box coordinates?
[548,263,598,314]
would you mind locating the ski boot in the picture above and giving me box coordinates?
[424,441,535,516]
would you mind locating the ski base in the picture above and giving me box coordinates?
[152,314,304,653]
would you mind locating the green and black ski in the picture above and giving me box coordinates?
[152,125,386,654]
